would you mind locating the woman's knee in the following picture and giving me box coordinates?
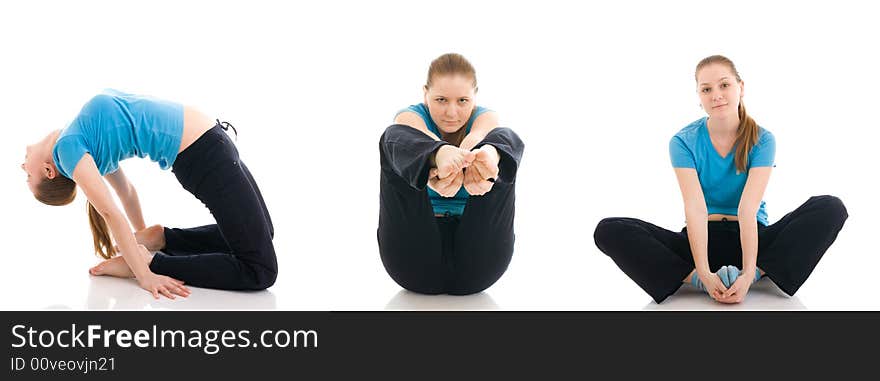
[594,218,628,250]
[483,127,522,145]
[249,248,278,290]
[380,124,410,145]
[253,268,277,290]
[810,195,849,224]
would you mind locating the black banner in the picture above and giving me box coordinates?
[2,311,877,379]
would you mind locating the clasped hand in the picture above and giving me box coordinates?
[697,270,753,304]
[429,145,500,197]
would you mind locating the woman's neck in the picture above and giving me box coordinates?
[42,129,62,152]
[706,115,739,139]
[440,127,466,147]
[44,130,61,148]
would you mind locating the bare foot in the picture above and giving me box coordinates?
[135,224,166,251]
[89,244,156,279]
[89,256,135,278]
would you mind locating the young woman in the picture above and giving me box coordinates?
[593,55,848,304]
[378,53,525,295]
[22,89,277,299]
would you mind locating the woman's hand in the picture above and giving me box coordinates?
[137,269,191,300]
[428,168,464,197]
[717,274,753,304]
[463,145,500,196]
[433,145,474,178]
[697,270,728,301]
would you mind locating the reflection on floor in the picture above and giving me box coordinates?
[46,276,277,310]
[381,279,804,311]
[385,290,499,310]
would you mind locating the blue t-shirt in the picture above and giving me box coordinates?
[52,89,184,179]
[669,117,776,226]
[396,103,490,216]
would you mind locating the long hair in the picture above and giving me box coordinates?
[696,55,759,174]
[36,176,115,259]
[87,202,116,259]
[425,53,479,145]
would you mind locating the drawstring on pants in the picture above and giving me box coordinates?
[216,119,238,140]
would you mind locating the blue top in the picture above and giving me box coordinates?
[396,103,490,216]
[53,89,184,179]
[669,117,776,226]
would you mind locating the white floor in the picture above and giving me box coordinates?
[2,201,870,311]
[4,261,847,311]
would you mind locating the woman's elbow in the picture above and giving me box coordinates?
[738,206,758,219]
[683,202,707,218]
[95,206,124,225]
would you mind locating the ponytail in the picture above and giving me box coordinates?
[87,202,116,259]
[734,102,759,174]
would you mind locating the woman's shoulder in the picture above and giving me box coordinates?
[757,125,774,141]
[393,104,433,131]
[753,126,776,153]
[473,105,492,118]
[670,117,706,143]
[397,103,427,115]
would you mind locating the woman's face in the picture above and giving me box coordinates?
[22,144,44,194]
[696,63,744,120]
[423,74,477,134]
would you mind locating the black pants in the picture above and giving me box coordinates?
[148,125,277,290]
[593,195,848,303]
[378,125,524,295]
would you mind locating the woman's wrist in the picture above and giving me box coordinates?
[695,265,712,277]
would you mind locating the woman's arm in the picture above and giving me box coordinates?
[674,168,710,273]
[459,111,498,151]
[737,167,772,274]
[105,168,146,231]
[394,112,440,141]
[394,111,447,168]
[720,166,772,302]
[674,168,727,299]
[72,154,187,299]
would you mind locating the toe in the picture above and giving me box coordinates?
[718,266,733,288]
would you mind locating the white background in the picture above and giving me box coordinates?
[1,0,877,310]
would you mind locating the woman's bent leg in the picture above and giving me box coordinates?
[593,218,693,303]
[757,195,848,295]
[378,125,449,294]
[162,225,230,255]
[448,182,515,295]
[447,128,524,295]
[150,126,277,290]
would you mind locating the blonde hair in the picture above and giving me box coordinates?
[36,176,115,259]
[696,55,759,174]
[425,53,477,89]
